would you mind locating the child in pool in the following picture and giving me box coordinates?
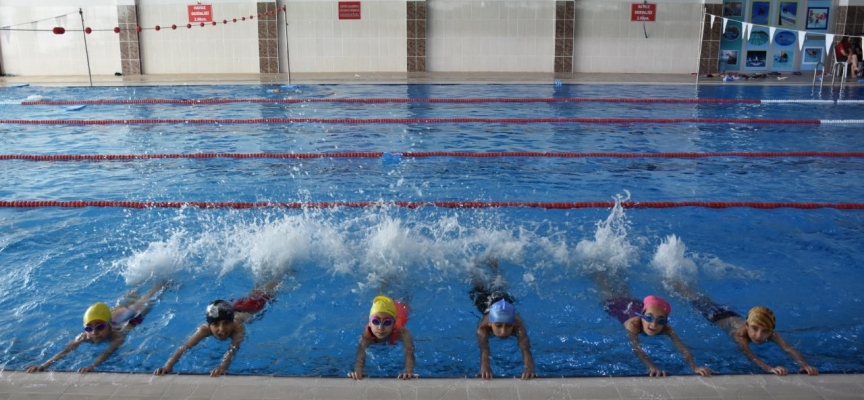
[470,258,536,380]
[594,269,710,377]
[25,280,169,374]
[348,295,415,380]
[153,277,281,377]
[670,280,818,375]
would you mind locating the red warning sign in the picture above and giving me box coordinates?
[631,3,656,22]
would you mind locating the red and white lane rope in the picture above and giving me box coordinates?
[4,98,864,106]
[3,151,864,162]
[1,200,862,210]
[0,117,841,125]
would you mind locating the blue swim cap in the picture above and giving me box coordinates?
[488,299,516,324]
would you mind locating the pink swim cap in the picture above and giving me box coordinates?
[642,295,671,316]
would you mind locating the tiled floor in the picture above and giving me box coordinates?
[1,371,862,400]
[1,72,861,399]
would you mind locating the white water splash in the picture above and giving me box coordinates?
[651,234,698,282]
[574,191,638,274]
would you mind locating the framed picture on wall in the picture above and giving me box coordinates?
[806,7,829,30]
[778,2,797,27]
[751,1,770,24]
[746,50,767,68]
[724,2,743,17]
[802,47,824,65]
[721,50,739,66]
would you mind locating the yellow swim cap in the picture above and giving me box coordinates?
[83,302,112,326]
[746,306,776,330]
[369,295,397,319]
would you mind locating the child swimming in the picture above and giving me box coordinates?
[670,279,818,375]
[593,269,710,377]
[153,276,280,377]
[348,295,415,380]
[25,280,169,374]
[470,258,536,380]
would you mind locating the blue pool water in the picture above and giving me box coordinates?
[1,84,863,377]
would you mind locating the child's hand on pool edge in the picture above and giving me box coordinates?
[25,365,46,373]
[520,368,537,380]
[800,365,819,375]
[210,366,228,377]
[693,365,712,376]
[77,365,96,374]
[347,371,367,380]
[153,366,172,375]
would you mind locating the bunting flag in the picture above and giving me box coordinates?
[825,33,834,55]
[744,22,752,41]
[769,27,776,45]
[31,22,38,32]
[722,17,728,35]
[1,28,9,44]
[710,14,715,29]
[798,31,807,51]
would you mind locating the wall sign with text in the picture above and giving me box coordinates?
[188,4,213,23]
[631,3,656,22]
[339,2,361,20]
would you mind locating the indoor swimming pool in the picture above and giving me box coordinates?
[1,83,862,378]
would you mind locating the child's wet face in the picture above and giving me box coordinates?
[746,323,774,344]
[490,322,514,338]
[369,312,395,339]
[640,306,667,336]
[209,319,236,341]
[84,321,111,342]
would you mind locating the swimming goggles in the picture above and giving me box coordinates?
[84,322,108,332]
[370,317,394,327]
[636,312,668,326]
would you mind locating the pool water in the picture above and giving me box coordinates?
[1,84,862,377]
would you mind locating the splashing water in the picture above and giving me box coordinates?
[650,234,698,282]
[574,191,638,275]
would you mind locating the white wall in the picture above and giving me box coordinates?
[572,0,704,73]
[0,5,122,75]
[286,1,407,73]
[137,2,260,74]
[427,0,556,72]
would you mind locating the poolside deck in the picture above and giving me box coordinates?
[1,71,861,87]
[2,72,861,399]
[1,371,862,400]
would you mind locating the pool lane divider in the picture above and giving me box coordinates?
[0,117,843,125]
[1,200,862,210]
[3,151,864,162]
[6,98,864,105]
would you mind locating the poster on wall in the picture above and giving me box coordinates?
[806,7,829,30]
[751,1,770,24]
[771,30,797,71]
[744,26,770,71]
[719,0,745,71]
[777,1,798,27]
[800,39,826,70]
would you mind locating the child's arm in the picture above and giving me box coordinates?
[348,332,374,379]
[476,318,494,380]
[665,326,711,377]
[210,324,245,377]
[624,317,665,377]
[26,335,85,373]
[153,324,210,375]
[514,319,537,380]
[78,332,126,374]
[397,328,416,380]
[732,329,787,375]
[771,332,818,375]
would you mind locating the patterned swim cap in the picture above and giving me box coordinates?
[206,300,235,324]
[746,306,776,330]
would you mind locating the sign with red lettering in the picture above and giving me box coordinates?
[631,3,656,22]
[188,4,213,23]
[339,1,361,20]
